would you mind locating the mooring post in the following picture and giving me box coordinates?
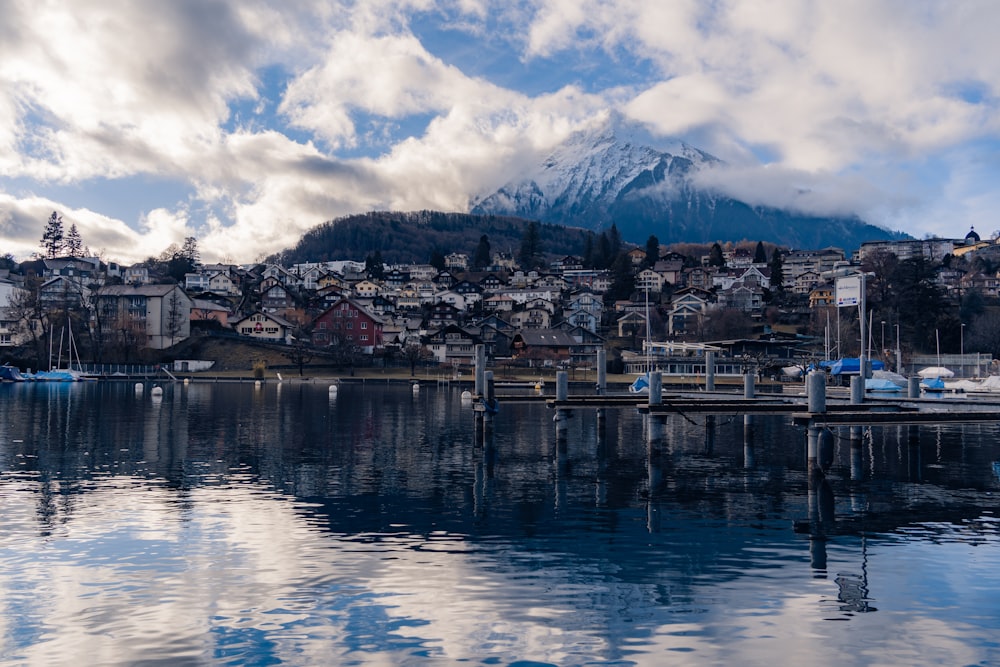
[850,375,864,404]
[596,349,607,395]
[648,371,662,407]
[556,370,569,402]
[807,424,822,476]
[744,372,755,399]
[907,375,920,399]
[475,344,486,398]
[807,371,827,414]
[705,351,716,392]
[484,370,496,434]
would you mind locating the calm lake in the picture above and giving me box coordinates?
[0,380,998,666]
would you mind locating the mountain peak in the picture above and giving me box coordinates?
[470,122,902,251]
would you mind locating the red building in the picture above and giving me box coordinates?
[311,297,384,353]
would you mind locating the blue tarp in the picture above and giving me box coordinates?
[814,358,886,376]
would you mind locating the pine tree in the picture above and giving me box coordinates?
[181,236,200,264]
[708,242,725,267]
[754,241,767,264]
[518,221,542,269]
[64,223,83,257]
[644,235,660,268]
[473,234,491,269]
[40,211,64,259]
[768,249,784,289]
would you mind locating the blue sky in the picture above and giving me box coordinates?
[1,0,999,263]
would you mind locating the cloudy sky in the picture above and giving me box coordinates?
[1,0,998,264]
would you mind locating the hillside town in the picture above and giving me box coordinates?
[1,217,997,379]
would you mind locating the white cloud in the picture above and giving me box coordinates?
[1,0,999,263]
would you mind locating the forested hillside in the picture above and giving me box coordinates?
[274,210,594,265]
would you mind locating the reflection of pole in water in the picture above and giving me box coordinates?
[907,424,921,482]
[743,415,754,469]
[647,415,664,533]
[835,535,877,613]
[807,470,835,575]
[595,413,609,508]
[850,426,863,482]
[704,414,715,455]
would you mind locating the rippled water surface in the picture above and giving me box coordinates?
[0,381,998,666]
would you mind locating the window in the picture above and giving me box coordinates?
[347,322,353,329]
[360,334,368,341]
[360,321,367,330]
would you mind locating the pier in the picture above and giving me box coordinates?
[469,347,1000,435]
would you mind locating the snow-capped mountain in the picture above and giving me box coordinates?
[471,123,904,250]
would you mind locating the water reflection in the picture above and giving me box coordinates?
[0,382,998,666]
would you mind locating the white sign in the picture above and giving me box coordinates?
[836,275,861,307]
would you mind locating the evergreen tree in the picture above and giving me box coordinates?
[64,223,83,257]
[473,234,491,270]
[181,236,200,264]
[768,249,784,289]
[753,241,767,264]
[429,250,446,271]
[595,232,612,269]
[518,221,542,269]
[606,253,636,303]
[365,250,385,280]
[582,232,595,268]
[40,211,64,259]
[708,242,725,267]
[644,235,660,268]
[607,223,622,258]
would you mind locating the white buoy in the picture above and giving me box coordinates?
[412,382,420,392]
[183,377,190,385]
[329,384,338,394]
[254,380,262,390]
[461,390,472,401]
[134,383,144,393]
[150,385,163,397]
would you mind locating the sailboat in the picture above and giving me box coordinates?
[629,288,653,394]
[30,316,96,382]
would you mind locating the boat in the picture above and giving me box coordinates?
[0,364,27,382]
[628,373,650,394]
[31,368,96,382]
[865,378,903,392]
[30,316,98,382]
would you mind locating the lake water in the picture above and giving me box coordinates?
[0,381,998,666]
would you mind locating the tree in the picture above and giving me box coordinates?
[644,235,660,268]
[164,290,185,347]
[473,234,492,270]
[708,242,725,267]
[753,241,767,264]
[518,221,542,269]
[582,232,595,268]
[768,249,785,289]
[64,223,84,257]
[283,324,315,377]
[429,250,446,271]
[40,211,64,259]
[181,236,200,264]
[365,250,384,280]
[606,253,636,303]
[402,340,433,375]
